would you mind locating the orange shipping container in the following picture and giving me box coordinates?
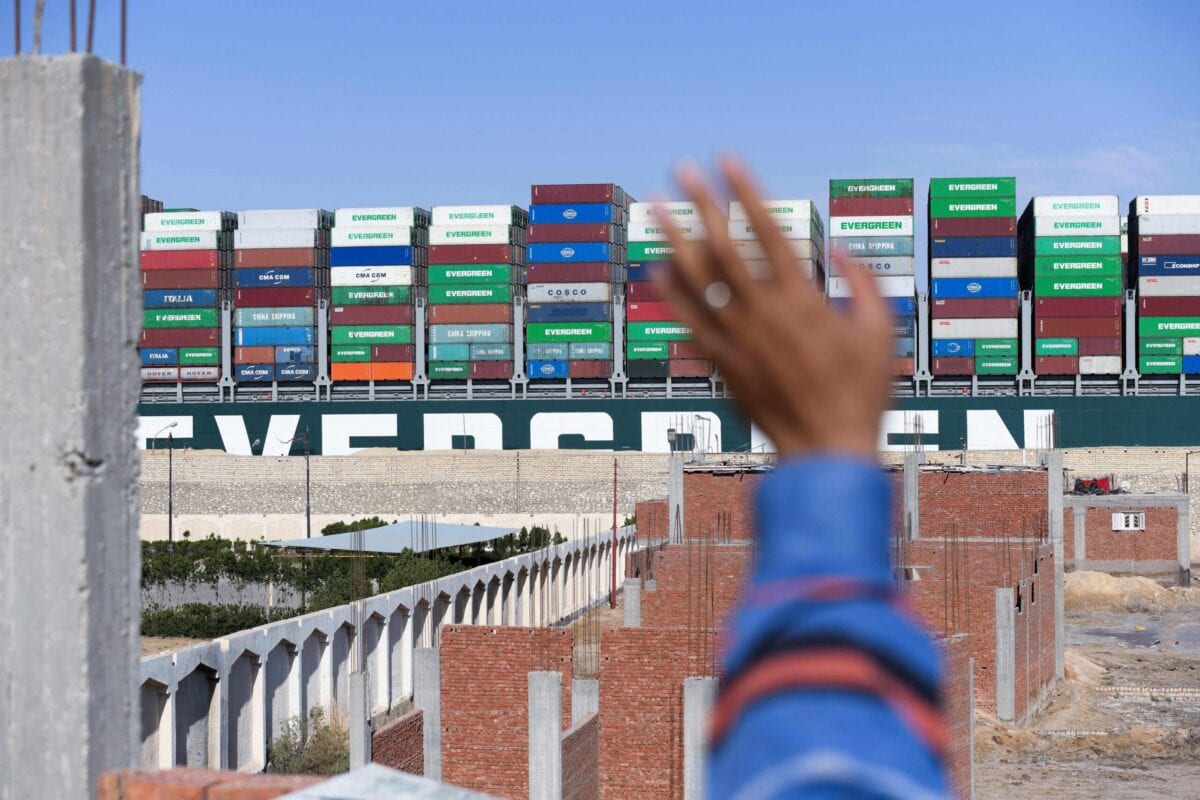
[331,363,372,382]
[371,362,414,381]
[234,346,275,364]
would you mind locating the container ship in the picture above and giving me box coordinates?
[135,185,1200,454]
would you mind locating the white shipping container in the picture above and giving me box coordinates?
[728,199,817,222]
[180,366,221,381]
[431,205,520,226]
[827,275,914,298]
[629,202,701,222]
[1132,214,1200,235]
[335,207,423,228]
[527,283,613,303]
[1137,275,1200,296]
[1032,196,1119,217]
[829,257,915,276]
[1183,338,1200,356]
[331,226,416,247]
[1121,233,1128,253]
[140,230,224,251]
[727,219,819,241]
[931,318,1019,339]
[143,211,228,231]
[1133,196,1200,216]
[233,228,324,249]
[1079,356,1121,375]
[330,266,413,287]
[238,209,327,229]
[1034,216,1120,237]
[140,367,179,381]
[731,239,821,261]
[827,216,914,238]
[627,221,706,241]
[930,257,1018,278]
[743,259,819,281]
[428,224,513,246]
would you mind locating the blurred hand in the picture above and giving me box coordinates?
[653,157,892,460]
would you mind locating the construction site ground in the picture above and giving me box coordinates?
[975,572,1200,799]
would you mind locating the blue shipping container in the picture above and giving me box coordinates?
[140,348,178,366]
[828,236,915,257]
[930,278,1019,299]
[234,326,315,347]
[234,268,315,288]
[1185,355,1200,374]
[527,243,612,263]
[527,343,569,360]
[528,203,616,224]
[626,262,663,282]
[331,245,413,267]
[830,297,916,317]
[891,317,916,338]
[1138,255,1200,277]
[929,236,1017,259]
[526,302,613,323]
[428,343,470,361]
[277,364,317,382]
[894,337,915,358]
[144,289,219,309]
[275,345,316,363]
[527,360,569,379]
[235,364,274,382]
[932,339,975,357]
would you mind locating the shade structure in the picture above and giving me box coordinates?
[261,520,519,554]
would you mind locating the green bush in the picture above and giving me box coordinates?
[321,516,389,536]
[267,708,348,776]
[141,603,296,639]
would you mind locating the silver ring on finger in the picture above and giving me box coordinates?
[704,281,732,310]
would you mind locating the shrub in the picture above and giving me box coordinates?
[141,603,296,639]
[267,708,349,776]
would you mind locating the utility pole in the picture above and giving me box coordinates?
[303,426,312,539]
[167,432,174,553]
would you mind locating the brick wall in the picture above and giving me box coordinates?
[682,471,760,540]
[940,635,972,800]
[440,626,573,799]
[640,543,752,630]
[918,469,1049,539]
[1065,505,1179,568]
[371,709,423,776]
[598,628,718,800]
[99,769,321,799]
[562,713,600,800]
[635,499,669,542]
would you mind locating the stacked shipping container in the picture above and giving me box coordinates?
[526,184,629,381]
[827,180,915,375]
[425,205,525,381]
[329,207,429,382]
[927,178,1019,377]
[1131,196,1200,375]
[231,209,331,383]
[139,209,231,384]
[1019,196,1123,376]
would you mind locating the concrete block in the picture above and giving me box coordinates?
[683,677,717,800]
[571,678,598,724]
[414,648,441,780]
[528,671,563,800]
[994,589,1016,723]
[623,578,642,627]
[0,55,142,800]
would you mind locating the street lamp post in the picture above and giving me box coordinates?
[280,428,312,538]
[153,422,179,551]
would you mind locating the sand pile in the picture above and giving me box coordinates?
[1063,650,1106,686]
[1063,571,1194,612]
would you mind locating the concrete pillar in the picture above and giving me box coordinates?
[414,648,441,780]
[623,579,642,627]
[348,672,371,769]
[903,451,921,539]
[571,678,599,724]
[517,570,529,626]
[1073,507,1086,561]
[1043,450,1065,681]
[668,455,685,543]
[487,579,500,626]
[994,588,1016,724]
[528,671,563,800]
[683,677,718,800]
[1177,500,1191,586]
[0,55,142,800]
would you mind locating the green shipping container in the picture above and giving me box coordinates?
[330,325,414,345]
[525,322,612,343]
[928,177,1016,198]
[1033,277,1123,297]
[928,197,1017,218]
[470,343,513,361]
[428,264,513,285]
[331,286,410,305]
[1139,338,1182,355]
[179,347,220,365]
[428,284,511,304]
[1033,255,1123,277]
[1034,236,1120,256]
[428,344,470,361]
[1139,317,1200,337]
[1035,338,1078,356]
[626,322,693,342]
[1140,355,1182,374]
[627,341,669,360]
[331,345,372,363]
[829,178,913,198]
[975,339,1019,356]
[975,356,1018,375]
[627,242,676,262]
[144,308,218,328]
[428,361,469,379]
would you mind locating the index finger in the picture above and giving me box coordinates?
[831,252,891,335]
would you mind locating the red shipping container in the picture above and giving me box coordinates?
[235,346,275,364]
[625,282,663,302]
[931,357,973,376]
[140,250,223,270]
[828,196,914,216]
[141,328,219,347]
[1139,296,1200,316]
[1036,297,1121,317]
[469,361,513,380]
[669,341,706,359]
[527,223,615,244]
[527,262,616,282]
[626,301,676,322]
[372,345,415,361]
[142,269,220,290]
[930,298,1019,318]
[929,217,1016,236]
[330,305,414,325]
[1037,316,1121,338]
[568,360,613,379]
[531,184,620,204]
[892,357,915,376]
[1137,234,1200,256]
[234,247,322,268]
[235,287,316,307]
[429,244,514,265]
[1036,356,1079,375]
[668,359,711,378]
[1078,336,1122,356]
[426,304,512,324]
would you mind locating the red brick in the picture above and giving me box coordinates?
[207,775,323,799]
[635,499,669,542]
[371,709,424,776]
[562,714,599,800]
[1065,506,1179,566]
[640,544,751,630]
[940,635,972,800]
[682,471,760,541]
[122,768,240,800]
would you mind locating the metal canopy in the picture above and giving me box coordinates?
[260,521,519,555]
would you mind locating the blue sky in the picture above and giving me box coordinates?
[10,1,1200,217]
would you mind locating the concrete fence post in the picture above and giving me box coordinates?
[414,648,442,780]
[683,677,718,800]
[348,671,371,769]
[0,54,142,800]
[1044,450,1065,681]
[623,578,642,627]
[528,671,563,800]
[668,455,685,543]
[903,451,921,539]
[994,588,1016,724]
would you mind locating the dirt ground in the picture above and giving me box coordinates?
[141,636,204,656]
[974,573,1200,799]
